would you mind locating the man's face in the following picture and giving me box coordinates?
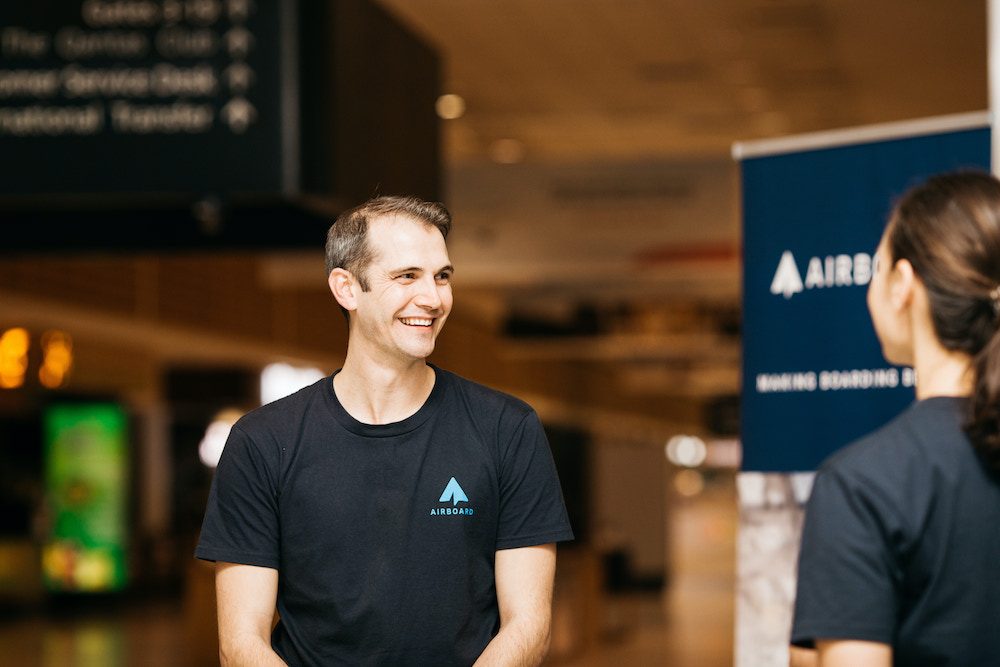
[352,214,453,366]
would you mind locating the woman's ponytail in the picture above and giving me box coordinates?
[966,306,1000,472]
[888,171,1000,472]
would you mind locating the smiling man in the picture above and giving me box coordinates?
[195,196,574,667]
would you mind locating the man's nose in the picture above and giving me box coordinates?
[414,276,444,309]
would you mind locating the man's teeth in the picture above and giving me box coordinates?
[400,318,433,326]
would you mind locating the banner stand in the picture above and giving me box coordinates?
[732,111,991,667]
[734,472,813,667]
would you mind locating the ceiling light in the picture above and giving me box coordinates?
[435,93,466,120]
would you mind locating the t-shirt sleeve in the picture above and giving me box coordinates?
[494,410,575,550]
[194,424,282,569]
[790,463,900,648]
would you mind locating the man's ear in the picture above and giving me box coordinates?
[328,268,359,312]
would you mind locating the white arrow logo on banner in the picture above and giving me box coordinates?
[770,250,803,299]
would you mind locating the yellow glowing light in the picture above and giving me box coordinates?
[39,330,73,389]
[674,469,705,497]
[74,550,115,591]
[0,327,30,389]
[435,93,466,120]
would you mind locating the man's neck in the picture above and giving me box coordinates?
[334,353,436,425]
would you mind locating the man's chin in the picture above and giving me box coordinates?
[396,340,438,363]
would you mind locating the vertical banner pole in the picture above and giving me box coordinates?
[990,0,1000,174]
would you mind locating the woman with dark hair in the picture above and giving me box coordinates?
[789,171,1000,666]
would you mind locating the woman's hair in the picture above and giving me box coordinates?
[887,171,1000,471]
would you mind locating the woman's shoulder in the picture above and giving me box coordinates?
[813,396,972,524]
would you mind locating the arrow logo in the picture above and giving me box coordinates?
[439,477,469,506]
[770,250,803,299]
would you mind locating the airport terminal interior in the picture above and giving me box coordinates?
[0,0,989,665]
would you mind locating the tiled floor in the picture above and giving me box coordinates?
[0,590,732,667]
[554,487,736,667]
[0,486,736,666]
[0,599,188,667]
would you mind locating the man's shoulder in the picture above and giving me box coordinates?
[235,374,333,434]
[435,366,536,416]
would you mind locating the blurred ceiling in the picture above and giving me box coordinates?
[366,0,987,306]
[375,0,988,165]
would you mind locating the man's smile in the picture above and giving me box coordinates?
[399,317,434,327]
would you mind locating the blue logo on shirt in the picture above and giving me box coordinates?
[439,477,469,505]
[430,477,474,516]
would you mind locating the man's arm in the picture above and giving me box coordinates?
[215,562,288,667]
[473,544,557,667]
[814,640,891,667]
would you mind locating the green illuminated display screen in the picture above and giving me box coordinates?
[43,404,128,592]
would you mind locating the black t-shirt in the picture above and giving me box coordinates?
[792,397,1000,665]
[196,366,574,667]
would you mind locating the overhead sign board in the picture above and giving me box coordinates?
[0,0,292,196]
[735,112,991,472]
[0,0,441,253]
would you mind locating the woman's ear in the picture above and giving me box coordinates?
[328,268,359,312]
[890,258,917,312]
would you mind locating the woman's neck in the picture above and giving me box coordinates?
[911,335,973,399]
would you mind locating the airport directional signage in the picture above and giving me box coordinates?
[0,1,441,253]
[0,0,290,196]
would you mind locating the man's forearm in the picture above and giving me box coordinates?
[219,631,289,667]
[215,562,286,667]
[472,616,551,667]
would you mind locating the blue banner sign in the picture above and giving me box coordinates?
[736,113,991,472]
